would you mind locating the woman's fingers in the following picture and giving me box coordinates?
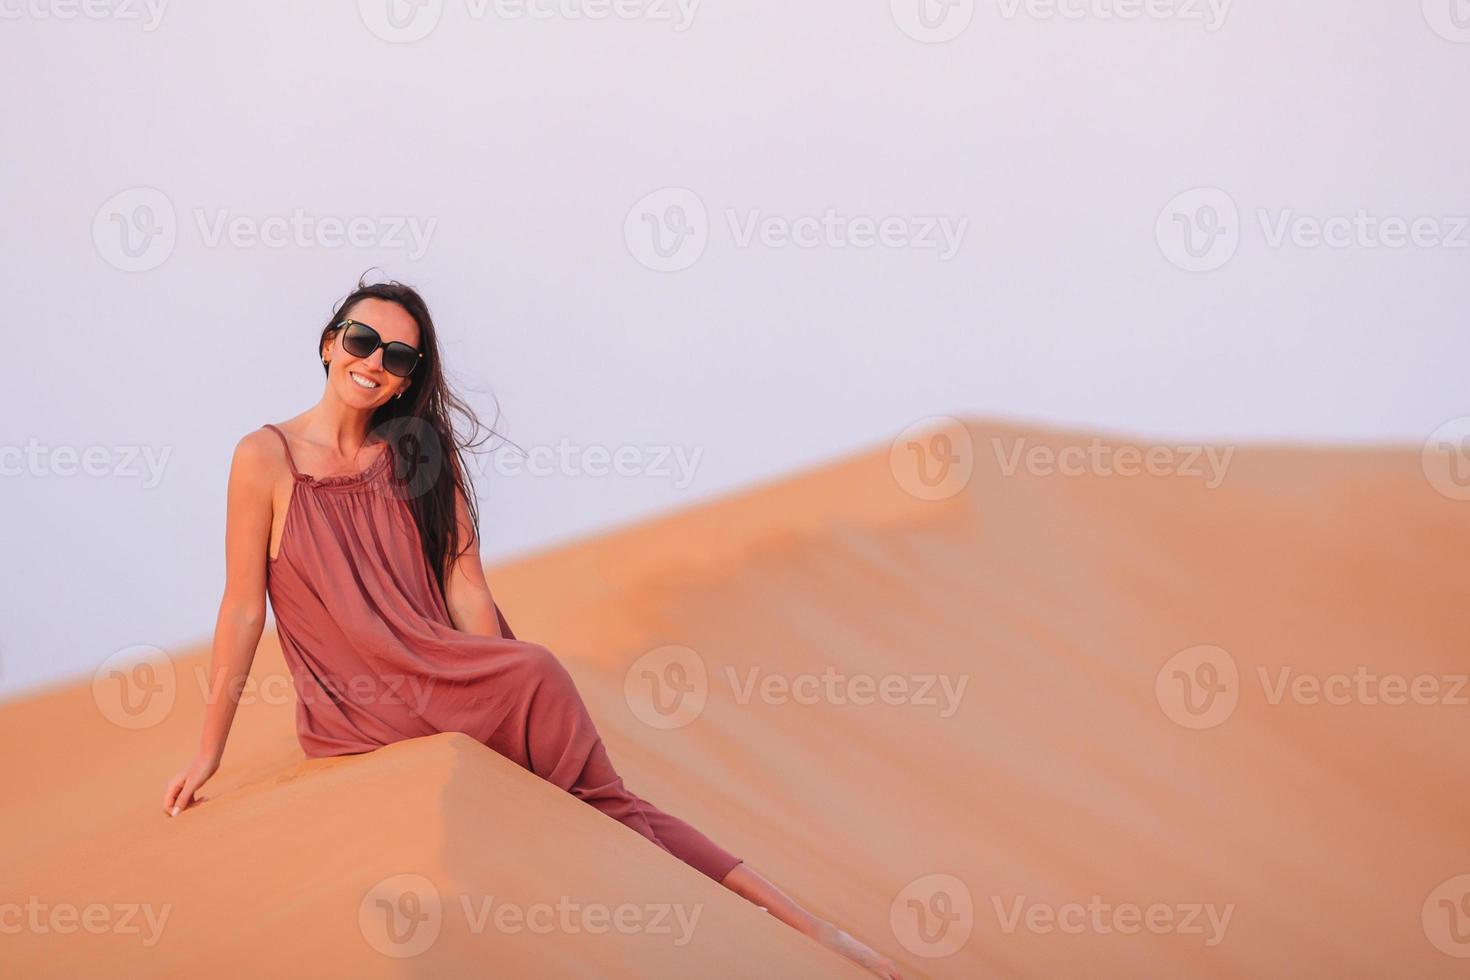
[162,773,185,815]
[163,759,218,817]
[171,777,198,816]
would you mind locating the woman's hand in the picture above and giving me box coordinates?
[163,751,219,817]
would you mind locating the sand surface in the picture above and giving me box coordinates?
[3,418,1467,977]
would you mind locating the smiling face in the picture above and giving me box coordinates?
[321,297,420,405]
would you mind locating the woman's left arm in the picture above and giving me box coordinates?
[442,485,504,638]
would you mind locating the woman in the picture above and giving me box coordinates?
[162,277,903,979]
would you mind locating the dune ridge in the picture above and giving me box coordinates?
[3,417,1468,978]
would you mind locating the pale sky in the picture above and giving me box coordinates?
[3,0,1467,696]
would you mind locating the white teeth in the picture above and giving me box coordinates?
[349,371,380,389]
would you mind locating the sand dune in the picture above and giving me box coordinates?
[3,417,1468,978]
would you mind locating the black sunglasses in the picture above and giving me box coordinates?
[334,319,423,378]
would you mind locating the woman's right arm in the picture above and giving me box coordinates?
[162,430,275,817]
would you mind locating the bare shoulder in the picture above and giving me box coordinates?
[230,426,291,489]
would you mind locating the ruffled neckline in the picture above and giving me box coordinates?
[295,442,392,489]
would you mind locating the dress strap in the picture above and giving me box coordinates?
[260,424,302,479]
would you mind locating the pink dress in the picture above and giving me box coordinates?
[259,423,743,883]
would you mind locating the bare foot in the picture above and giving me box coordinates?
[717,863,905,978]
[815,920,906,979]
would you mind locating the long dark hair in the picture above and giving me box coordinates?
[317,274,519,599]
